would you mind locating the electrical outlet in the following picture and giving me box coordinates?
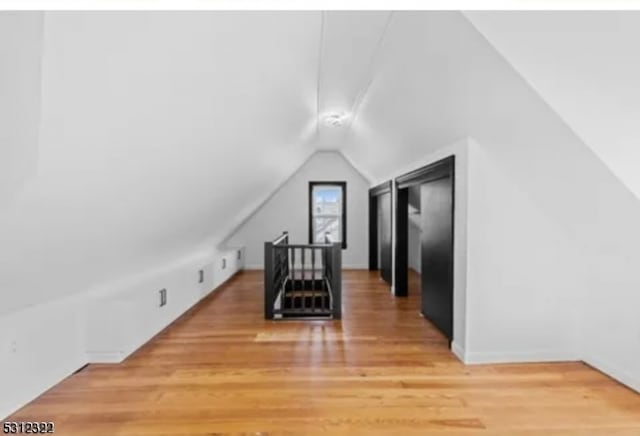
[198,269,204,284]
[10,340,17,354]
[237,250,241,260]
[222,258,227,269]
[159,288,167,307]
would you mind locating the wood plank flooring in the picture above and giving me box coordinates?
[8,270,640,435]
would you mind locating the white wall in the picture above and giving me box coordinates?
[85,249,214,362]
[407,185,421,273]
[465,11,640,201]
[463,13,640,384]
[464,138,581,363]
[227,151,370,269]
[581,245,640,393]
[85,245,244,363]
[463,131,640,382]
[344,11,640,391]
[407,220,421,273]
[461,11,640,387]
[0,246,244,419]
[0,294,85,420]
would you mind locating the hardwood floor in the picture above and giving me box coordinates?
[9,270,640,435]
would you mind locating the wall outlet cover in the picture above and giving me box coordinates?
[159,288,167,307]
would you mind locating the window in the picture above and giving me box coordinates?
[309,181,347,249]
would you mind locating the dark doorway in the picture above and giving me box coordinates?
[407,185,422,299]
[395,156,454,341]
[369,181,392,285]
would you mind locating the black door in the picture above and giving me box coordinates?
[378,192,392,284]
[420,176,453,340]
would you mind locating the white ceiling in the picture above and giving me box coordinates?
[0,12,42,203]
[3,11,640,312]
[465,11,640,199]
[314,11,392,150]
[3,12,323,312]
[342,12,475,181]
[0,11,395,312]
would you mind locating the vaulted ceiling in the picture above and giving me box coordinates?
[465,11,640,199]
[2,11,397,312]
[2,11,639,313]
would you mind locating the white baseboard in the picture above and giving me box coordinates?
[583,353,640,394]
[86,351,125,364]
[462,349,578,365]
[0,294,87,419]
[2,252,244,419]
[87,268,244,365]
[450,341,579,366]
[451,341,465,363]
[0,354,85,420]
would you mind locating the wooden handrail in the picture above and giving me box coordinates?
[276,243,333,249]
[272,231,289,245]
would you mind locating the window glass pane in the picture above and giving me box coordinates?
[310,183,345,247]
[313,186,342,216]
[314,217,341,243]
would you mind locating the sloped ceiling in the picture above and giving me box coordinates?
[338,10,640,251]
[315,11,392,151]
[343,11,640,195]
[0,12,42,202]
[342,12,473,181]
[3,10,640,313]
[464,11,640,200]
[0,11,391,313]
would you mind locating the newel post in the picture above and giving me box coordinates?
[264,241,274,319]
[332,241,342,320]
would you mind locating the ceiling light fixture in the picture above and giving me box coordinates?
[322,111,350,128]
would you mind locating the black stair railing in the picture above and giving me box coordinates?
[264,231,342,320]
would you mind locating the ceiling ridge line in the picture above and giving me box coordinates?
[315,11,326,138]
[342,11,395,143]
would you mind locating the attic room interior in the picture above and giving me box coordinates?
[2,4,640,435]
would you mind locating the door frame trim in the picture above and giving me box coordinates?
[368,180,392,272]
[394,155,455,300]
[396,156,454,189]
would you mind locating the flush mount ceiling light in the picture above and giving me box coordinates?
[322,112,350,128]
